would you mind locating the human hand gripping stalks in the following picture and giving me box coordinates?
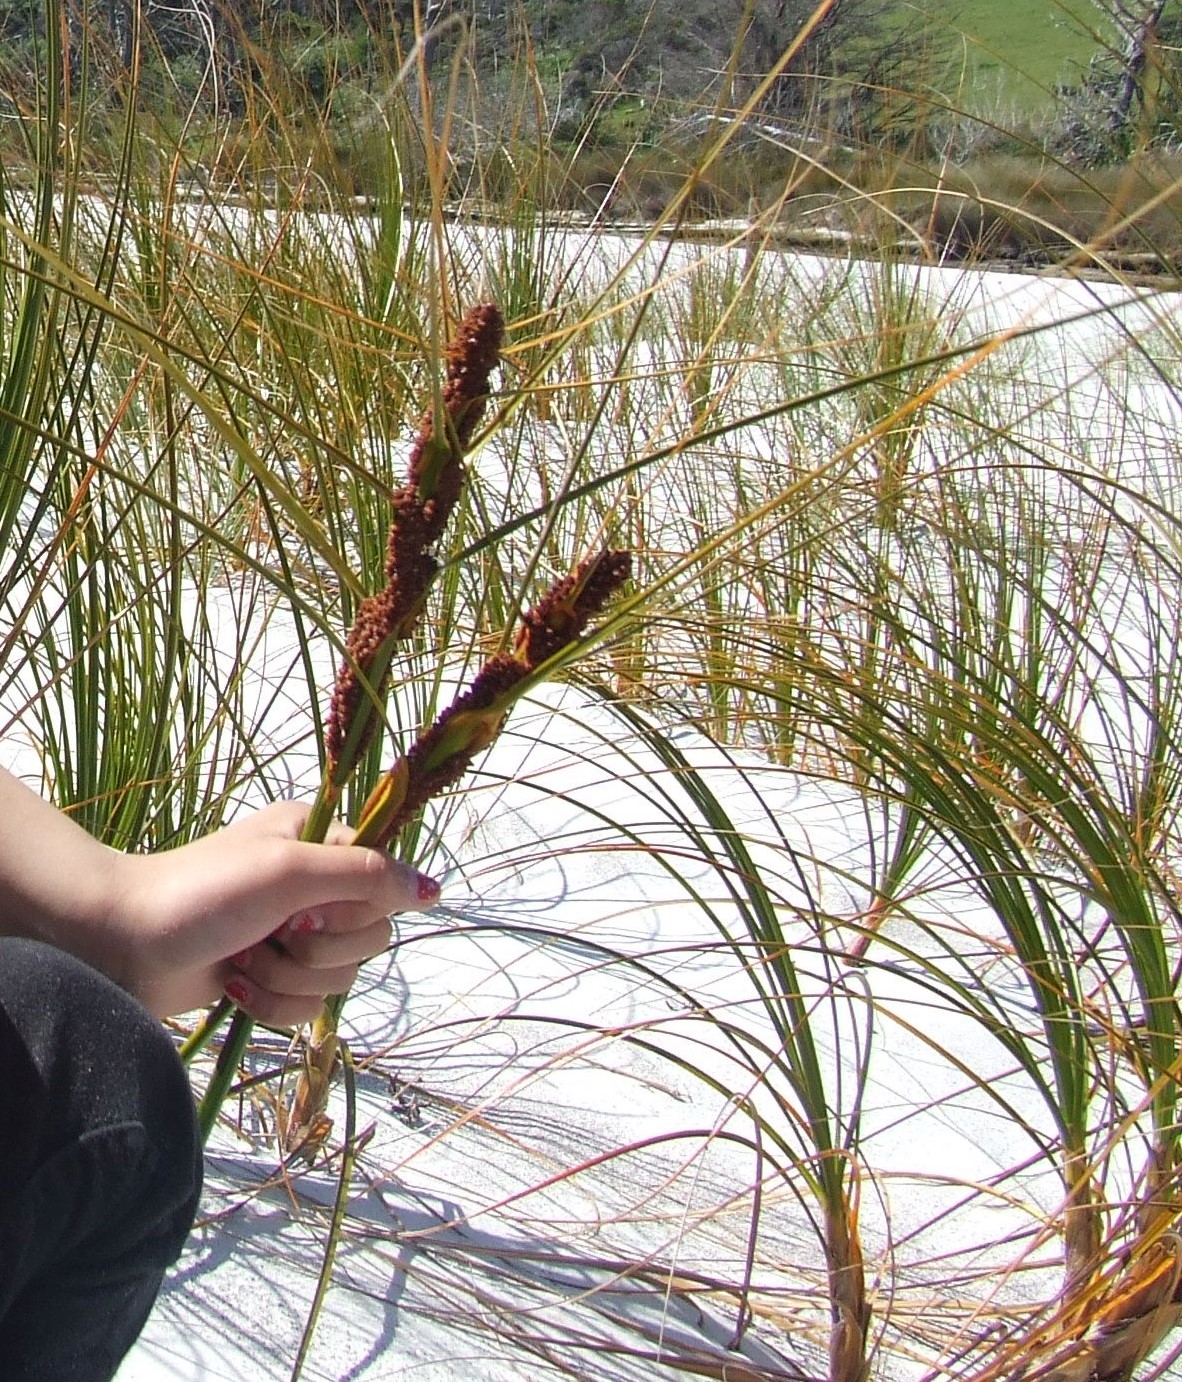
[190,303,631,1150]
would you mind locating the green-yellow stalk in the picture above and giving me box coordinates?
[195,303,504,1145]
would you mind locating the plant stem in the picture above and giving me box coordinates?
[196,1007,255,1144]
[178,997,232,1067]
[194,787,344,1140]
[289,1042,359,1382]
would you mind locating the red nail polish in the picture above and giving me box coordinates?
[290,911,324,935]
[416,873,441,902]
[230,950,252,970]
[225,979,252,1007]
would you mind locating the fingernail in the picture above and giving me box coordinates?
[230,949,253,970]
[416,872,441,903]
[225,979,252,1007]
[289,910,325,935]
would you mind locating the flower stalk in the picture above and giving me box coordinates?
[284,548,632,1152]
[195,303,503,1142]
[195,301,631,1159]
[313,301,505,826]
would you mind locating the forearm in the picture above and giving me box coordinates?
[0,767,125,967]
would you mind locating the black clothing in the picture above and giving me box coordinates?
[0,937,202,1381]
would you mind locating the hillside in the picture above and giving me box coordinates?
[0,0,1173,190]
[0,0,1095,127]
[908,0,1106,114]
[447,0,1109,123]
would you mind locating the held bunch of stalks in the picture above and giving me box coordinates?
[286,545,630,1151]
[191,303,631,1147]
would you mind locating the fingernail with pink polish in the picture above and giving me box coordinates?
[289,910,325,935]
[416,873,441,903]
[225,979,252,1007]
[230,949,253,970]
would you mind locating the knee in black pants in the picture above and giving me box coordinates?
[0,937,203,1381]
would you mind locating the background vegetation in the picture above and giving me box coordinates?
[1,0,1181,255]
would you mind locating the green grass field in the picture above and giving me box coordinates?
[910,0,1109,114]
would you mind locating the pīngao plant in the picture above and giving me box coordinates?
[187,302,630,1148]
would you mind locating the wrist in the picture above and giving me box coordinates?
[42,843,143,989]
[0,770,167,1000]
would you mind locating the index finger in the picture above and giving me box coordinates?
[256,839,441,922]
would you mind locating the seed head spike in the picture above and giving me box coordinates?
[515,549,632,669]
[355,549,631,850]
[406,302,504,507]
[322,304,504,789]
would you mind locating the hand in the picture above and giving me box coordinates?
[106,801,441,1020]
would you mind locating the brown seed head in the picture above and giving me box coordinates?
[371,655,527,846]
[406,303,504,506]
[325,585,400,783]
[515,549,632,669]
[441,302,505,449]
[366,550,630,849]
[322,304,504,789]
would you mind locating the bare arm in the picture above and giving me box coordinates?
[0,767,439,1020]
